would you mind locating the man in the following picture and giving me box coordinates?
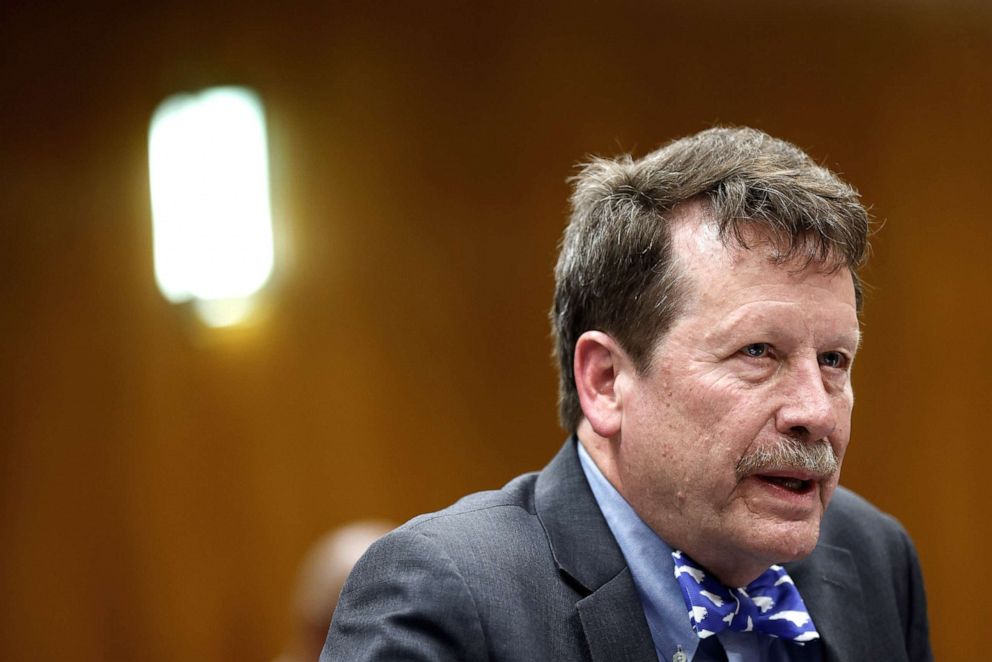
[323,128,933,661]
[273,521,393,662]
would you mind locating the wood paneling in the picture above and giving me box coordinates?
[2,2,988,659]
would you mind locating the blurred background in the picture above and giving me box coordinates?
[1,1,989,659]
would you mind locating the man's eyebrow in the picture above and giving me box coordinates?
[700,302,785,341]
[702,306,863,348]
[699,316,773,349]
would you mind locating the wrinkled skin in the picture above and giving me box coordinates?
[579,206,860,586]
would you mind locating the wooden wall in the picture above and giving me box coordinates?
[1,2,988,659]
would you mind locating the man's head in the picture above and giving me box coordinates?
[552,127,869,585]
[553,127,869,432]
[277,521,393,662]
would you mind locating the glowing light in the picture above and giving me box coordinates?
[193,297,257,329]
[149,87,274,326]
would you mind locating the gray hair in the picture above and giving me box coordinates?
[551,127,870,432]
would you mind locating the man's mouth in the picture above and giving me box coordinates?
[756,474,815,494]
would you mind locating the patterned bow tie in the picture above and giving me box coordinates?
[672,550,820,644]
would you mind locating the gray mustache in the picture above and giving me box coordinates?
[735,437,838,481]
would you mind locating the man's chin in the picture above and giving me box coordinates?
[747,519,822,566]
[686,516,822,587]
[730,478,832,561]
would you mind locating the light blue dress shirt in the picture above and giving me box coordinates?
[576,443,823,662]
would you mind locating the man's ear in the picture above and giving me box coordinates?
[574,331,628,439]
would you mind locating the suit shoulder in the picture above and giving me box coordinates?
[817,487,932,659]
[403,469,541,531]
[824,486,903,531]
[351,469,548,577]
[823,485,908,539]
[824,484,891,521]
[820,485,920,573]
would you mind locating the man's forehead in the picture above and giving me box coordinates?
[667,198,719,250]
[663,204,858,327]
[668,203,852,285]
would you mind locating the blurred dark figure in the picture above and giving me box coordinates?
[273,521,393,662]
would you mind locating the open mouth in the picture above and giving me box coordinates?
[757,475,814,494]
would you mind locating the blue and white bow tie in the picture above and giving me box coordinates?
[672,550,820,644]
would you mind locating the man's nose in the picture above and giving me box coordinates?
[775,359,837,442]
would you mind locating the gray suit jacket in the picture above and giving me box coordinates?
[323,440,932,661]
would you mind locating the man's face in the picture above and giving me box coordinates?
[612,214,860,585]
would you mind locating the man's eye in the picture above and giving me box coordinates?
[819,351,847,369]
[741,343,769,358]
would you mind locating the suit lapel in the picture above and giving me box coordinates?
[535,440,658,662]
[577,567,659,662]
[787,543,870,662]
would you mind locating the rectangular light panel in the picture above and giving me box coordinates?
[148,86,274,325]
